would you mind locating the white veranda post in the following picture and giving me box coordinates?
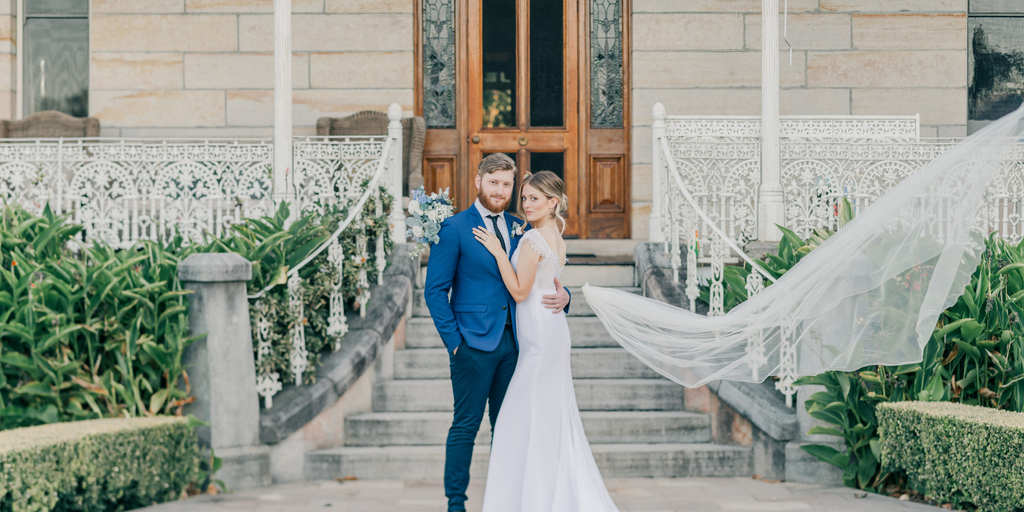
[649,103,666,243]
[760,0,795,404]
[274,0,293,207]
[388,104,405,242]
[758,0,784,242]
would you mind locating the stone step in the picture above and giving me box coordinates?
[305,443,752,480]
[405,317,619,349]
[565,239,641,256]
[418,263,635,289]
[371,379,684,413]
[344,411,711,446]
[411,286,641,318]
[559,264,635,288]
[394,347,662,380]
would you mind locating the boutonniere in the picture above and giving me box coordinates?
[510,223,525,239]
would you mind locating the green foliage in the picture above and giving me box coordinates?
[701,198,1024,494]
[185,416,226,495]
[790,233,1024,492]
[877,401,1024,511]
[0,416,201,512]
[200,189,394,386]
[0,205,199,430]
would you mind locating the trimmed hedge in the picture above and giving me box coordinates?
[878,401,1024,511]
[0,417,200,512]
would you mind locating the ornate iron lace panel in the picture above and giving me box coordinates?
[0,136,393,249]
[665,116,921,142]
[292,136,388,215]
[591,0,623,129]
[781,141,1024,243]
[423,0,456,128]
[0,139,274,249]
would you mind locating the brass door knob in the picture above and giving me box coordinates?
[471,135,480,144]
[518,136,528,146]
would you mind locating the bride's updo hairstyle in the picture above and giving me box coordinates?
[519,170,569,233]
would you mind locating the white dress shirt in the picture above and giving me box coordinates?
[474,199,511,254]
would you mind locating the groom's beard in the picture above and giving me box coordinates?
[478,188,512,213]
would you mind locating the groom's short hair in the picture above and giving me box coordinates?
[478,153,516,176]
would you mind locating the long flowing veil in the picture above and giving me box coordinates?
[583,106,1024,389]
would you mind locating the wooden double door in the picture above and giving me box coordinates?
[419,0,630,239]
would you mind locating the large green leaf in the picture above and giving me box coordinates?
[800,444,849,469]
[14,381,57,398]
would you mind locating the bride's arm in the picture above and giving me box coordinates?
[473,227,539,303]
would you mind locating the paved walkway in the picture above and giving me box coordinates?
[141,478,945,512]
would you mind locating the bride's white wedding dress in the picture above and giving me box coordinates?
[481,229,619,512]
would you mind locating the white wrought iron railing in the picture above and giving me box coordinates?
[652,104,1024,405]
[0,104,406,409]
[0,137,276,248]
[250,135,399,408]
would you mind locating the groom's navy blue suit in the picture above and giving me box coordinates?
[424,205,569,511]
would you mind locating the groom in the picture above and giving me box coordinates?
[424,153,571,512]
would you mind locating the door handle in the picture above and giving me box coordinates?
[518,136,528,146]
[471,135,480,144]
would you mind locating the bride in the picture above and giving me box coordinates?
[472,171,620,512]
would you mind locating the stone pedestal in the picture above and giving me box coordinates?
[179,252,271,490]
[784,385,845,485]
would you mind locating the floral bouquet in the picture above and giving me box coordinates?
[406,186,456,257]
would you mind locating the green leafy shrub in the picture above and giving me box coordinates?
[201,190,394,386]
[0,416,200,512]
[700,200,1024,492]
[877,401,1024,511]
[793,233,1024,491]
[0,206,198,430]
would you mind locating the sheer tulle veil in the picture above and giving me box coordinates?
[583,105,1024,388]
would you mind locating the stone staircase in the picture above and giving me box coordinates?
[305,243,753,480]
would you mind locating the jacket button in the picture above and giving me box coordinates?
[501,306,507,310]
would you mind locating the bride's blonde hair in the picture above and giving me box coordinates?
[518,171,569,233]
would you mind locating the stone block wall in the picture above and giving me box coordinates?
[89,0,414,137]
[630,0,969,238]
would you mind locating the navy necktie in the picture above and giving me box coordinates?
[487,215,507,254]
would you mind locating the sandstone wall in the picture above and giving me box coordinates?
[630,0,969,238]
[88,0,414,137]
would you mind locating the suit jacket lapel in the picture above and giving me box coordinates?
[467,204,486,228]
[505,212,522,259]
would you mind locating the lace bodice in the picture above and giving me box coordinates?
[511,229,565,293]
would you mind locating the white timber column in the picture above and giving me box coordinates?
[649,102,666,243]
[758,0,785,242]
[387,103,405,241]
[273,0,293,209]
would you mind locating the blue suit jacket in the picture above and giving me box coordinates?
[424,206,570,355]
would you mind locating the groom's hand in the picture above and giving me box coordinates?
[542,277,571,314]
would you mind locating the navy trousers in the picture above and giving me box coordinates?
[444,325,518,512]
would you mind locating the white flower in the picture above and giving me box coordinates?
[408,200,422,215]
[412,225,424,237]
[511,223,524,238]
[426,209,438,221]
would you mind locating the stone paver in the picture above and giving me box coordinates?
[139,478,945,512]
